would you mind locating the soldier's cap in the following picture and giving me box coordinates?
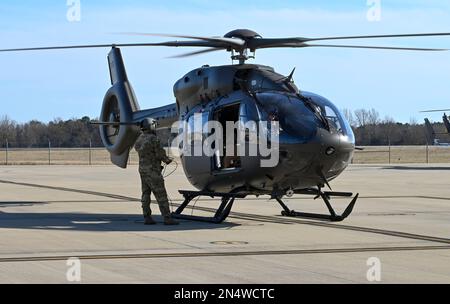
[140,118,157,133]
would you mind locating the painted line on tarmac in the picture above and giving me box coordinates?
[0,245,449,263]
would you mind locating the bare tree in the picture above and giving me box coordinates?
[409,117,418,125]
[0,115,16,146]
[354,109,369,127]
[367,108,380,125]
[342,108,355,127]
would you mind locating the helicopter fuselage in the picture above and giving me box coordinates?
[169,64,355,194]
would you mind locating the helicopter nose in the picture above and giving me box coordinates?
[318,130,354,177]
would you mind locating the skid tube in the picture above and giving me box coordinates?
[171,188,358,224]
[276,188,359,222]
[171,190,247,224]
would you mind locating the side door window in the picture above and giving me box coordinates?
[239,100,259,144]
[183,111,209,156]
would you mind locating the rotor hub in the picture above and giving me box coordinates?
[224,29,262,41]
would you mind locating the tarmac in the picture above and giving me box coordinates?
[0,163,449,283]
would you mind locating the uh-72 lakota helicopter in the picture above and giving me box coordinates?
[2,29,450,223]
[422,109,450,145]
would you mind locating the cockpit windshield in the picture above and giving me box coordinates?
[303,92,355,143]
[254,91,355,144]
[323,105,343,134]
[236,68,299,94]
[255,92,320,140]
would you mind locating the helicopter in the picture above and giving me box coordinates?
[422,109,450,145]
[2,29,450,223]
[422,110,450,133]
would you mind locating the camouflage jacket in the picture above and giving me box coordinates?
[134,133,171,172]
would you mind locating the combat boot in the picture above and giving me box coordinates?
[164,216,179,225]
[144,216,156,225]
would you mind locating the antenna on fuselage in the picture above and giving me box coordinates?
[287,67,296,82]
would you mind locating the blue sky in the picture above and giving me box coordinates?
[1,0,450,123]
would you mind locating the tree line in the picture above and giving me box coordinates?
[343,108,448,146]
[1,109,448,148]
[0,116,102,148]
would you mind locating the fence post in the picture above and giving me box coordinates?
[5,139,8,166]
[48,140,51,165]
[426,143,429,164]
[388,139,391,164]
[89,139,92,166]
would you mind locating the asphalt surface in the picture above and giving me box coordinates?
[0,163,449,283]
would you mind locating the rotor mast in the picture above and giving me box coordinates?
[224,29,261,65]
[230,48,255,64]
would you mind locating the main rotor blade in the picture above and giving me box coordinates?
[249,32,450,49]
[117,32,245,47]
[305,32,450,43]
[167,47,224,58]
[256,41,447,51]
[3,31,450,54]
[0,41,225,53]
[305,44,448,51]
[0,44,120,52]
[420,109,450,113]
[90,122,138,126]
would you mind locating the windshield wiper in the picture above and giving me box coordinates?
[297,94,330,131]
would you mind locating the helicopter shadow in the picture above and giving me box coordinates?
[0,208,239,232]
[0,201,49,208]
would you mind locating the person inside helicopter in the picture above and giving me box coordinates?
[213,103,241,170]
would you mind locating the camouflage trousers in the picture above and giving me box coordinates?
[139,169,171,218]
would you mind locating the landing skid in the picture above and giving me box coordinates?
[276,188,359,222]
[171,188,358,224]
[172,190,247,223]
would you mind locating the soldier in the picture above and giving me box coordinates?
[134,118,179,225]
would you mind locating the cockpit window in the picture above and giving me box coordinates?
[255,93,319,140]
[235,68,299,94]
[303,92,355,143]
[259,69,299,93]
[323,105,343,134]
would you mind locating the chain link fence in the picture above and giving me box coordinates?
[352,145,450,164]
[0,140,180,165]
[0,144,449,165]
[0,147,126,165]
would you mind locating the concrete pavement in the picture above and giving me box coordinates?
[0,164,449,283]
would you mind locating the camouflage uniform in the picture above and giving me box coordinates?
[134,132,172,219]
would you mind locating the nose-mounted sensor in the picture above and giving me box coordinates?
[326,147,336,156]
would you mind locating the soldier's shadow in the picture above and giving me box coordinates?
[0,205,240,232]
[133,215,241,231]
